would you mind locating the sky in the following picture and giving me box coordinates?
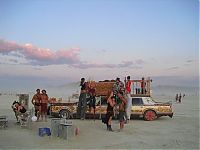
[0,0,199,91]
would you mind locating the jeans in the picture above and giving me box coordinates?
[77,93,87,119]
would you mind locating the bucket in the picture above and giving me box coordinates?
[51,118,61,137]
[39,127,51,137]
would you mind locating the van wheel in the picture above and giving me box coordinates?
[59,110,70,119]
[144,110,157,121]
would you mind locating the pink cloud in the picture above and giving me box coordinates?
[23,44,55,60]
[0,39,80,65]
[0,39,144,69]
[56,48,80,62]
[0,40,21,53]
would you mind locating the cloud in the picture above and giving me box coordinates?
[118,61,133,68]
[0,39,80,65]
[167,66,179,70]
[0,39,145,69]
[186,59,194,63]
[8,59,18,63]
[135,59,145,65]
[32,67,42,70]
[151,75,199,87]
[71,60,143,69]
[183,59,196,66]
[71,62,116,69]
[99,49,107,53]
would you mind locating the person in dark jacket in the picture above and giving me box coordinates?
[77,78,87,119]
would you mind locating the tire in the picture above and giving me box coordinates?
[144,110,157,121]
[59,110,70,119]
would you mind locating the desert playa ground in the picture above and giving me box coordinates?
[0,92,199,149]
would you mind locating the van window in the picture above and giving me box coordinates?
[132,98,143,105]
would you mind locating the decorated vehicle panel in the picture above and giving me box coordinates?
[50,96,173,121]
[49,97,108,118]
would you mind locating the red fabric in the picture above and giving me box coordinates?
[41,103,47,113]
[141,80,145,88]
[126,80,131,93]
[89,88,96,96]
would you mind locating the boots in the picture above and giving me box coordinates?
[108,125,113,132]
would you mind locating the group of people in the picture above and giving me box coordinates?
[12,76,133,130]
[103,76,132,132]
[12,89,49,123]
[77,78,96,120]
[175,93,185,103]
[77,76,133,132]
[31,89,49,122]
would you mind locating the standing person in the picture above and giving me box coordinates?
[117,91,127,131]
[77,78,87,120]
[125,76,132,123]
[136,81,141,94]
[31,89,41,121]
[175,93,179,102]
[113,77,124,104]
[119,78,125,94]
[135,82,138,94]
[88,83,96,120]
[141,77,145,94]
[178,93,182,103]
[113,78,120,99]
[40,90,49,122]
[102,92,116,131]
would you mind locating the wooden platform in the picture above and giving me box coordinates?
[131,94,151,97]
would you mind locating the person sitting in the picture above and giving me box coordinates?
[12,101,27,124]
[12,101,20,123]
